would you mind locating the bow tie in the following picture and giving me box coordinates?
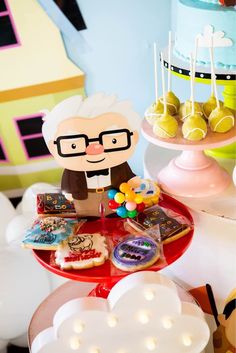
[86,169,109,178]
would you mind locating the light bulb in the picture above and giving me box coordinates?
[162,317,173,329]
[144,288,155,301]
[107,314,119,328]
[73,320,84,334]
[182,334,192,346]
[69,336,81,350]
[137,310,150,324]
[145,337,158,351]
[90,347,101,353]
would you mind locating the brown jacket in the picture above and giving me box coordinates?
[61,162,135,200]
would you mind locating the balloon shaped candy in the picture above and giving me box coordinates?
[107,183,144,218]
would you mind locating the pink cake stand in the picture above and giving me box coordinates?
[141,119,236,197]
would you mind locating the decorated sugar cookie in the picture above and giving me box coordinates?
[55,233,108,270]
[112,236,160,272]
[22,217,78,250]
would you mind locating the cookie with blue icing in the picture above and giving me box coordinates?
[22,217,78,250]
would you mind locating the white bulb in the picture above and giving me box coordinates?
[182,334,192,347]
[73,320,84,334]
[90,347,101,353]
[137,310,150,324]
[69,336,81,350]
[162,317,173,329]
[145,337,157,351]
[144,289,155,301]
[107,314,119,328]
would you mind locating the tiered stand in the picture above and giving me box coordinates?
[32,193,194,296]
[28,193,194,351]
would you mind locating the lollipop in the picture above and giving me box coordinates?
[153,52,178,139]
[107,183,145,218]
[182,53,207,141]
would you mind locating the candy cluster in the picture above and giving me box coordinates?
[108,183,145,218]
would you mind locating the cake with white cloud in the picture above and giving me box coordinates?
[174,0,236,70]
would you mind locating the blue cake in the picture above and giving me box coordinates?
[174,0,236,70]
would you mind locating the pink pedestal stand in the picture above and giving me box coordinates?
[141,120,236,197]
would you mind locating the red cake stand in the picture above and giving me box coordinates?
[33,193,194,298]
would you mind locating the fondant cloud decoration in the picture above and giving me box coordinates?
[31,272,210,353]
[197,25,233,47]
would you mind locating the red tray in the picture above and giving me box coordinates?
[33,193,194,284]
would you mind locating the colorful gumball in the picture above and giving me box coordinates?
[119,182,130,193]
[116,206,128,218]
[107,189,118,200]
[114,192,125,204]
[136,202,145,212]
[127,209,137,218]
[108,199,120,210]
[125,190,136,201]
[125,201,137,211]
[134,194,143,204]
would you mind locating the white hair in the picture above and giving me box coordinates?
[42,93,141,144]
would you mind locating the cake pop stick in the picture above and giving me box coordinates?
[182,52,207,141]
[209,35,220,109]
[179,50,203,122]
[144,42,164,125]
[152,53,178,139]
[168,31,172,92]
[208,36,234,132]
[190,53,195,116]
[154,42,159,104]
[160,52,167,115]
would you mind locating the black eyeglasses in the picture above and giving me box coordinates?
[53,129,134,157]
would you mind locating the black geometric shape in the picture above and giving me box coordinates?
[53,0,86,31]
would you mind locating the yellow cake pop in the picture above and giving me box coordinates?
[144,100,164,125]
[209,106,234,133]
[182,113,207,141]
[160,91,180,116]
[179,100,203,122]
[153,112,178,138]
[203,95,223,119]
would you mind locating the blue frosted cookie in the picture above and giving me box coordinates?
[112,236,160,272]
[22,217,78,250]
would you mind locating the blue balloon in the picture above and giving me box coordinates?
[116,206,128,218]
[107,189,118,200]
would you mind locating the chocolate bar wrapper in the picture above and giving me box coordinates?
[37,193,76,217]
[126,205,192,244]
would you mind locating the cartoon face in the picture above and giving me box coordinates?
[68,234,93,252]
[48,113,139,171]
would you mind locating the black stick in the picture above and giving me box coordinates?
[206,283,220,326]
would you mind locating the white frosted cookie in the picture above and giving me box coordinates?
[55,233,108,270]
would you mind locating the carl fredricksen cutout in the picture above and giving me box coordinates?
[42,94,140,217]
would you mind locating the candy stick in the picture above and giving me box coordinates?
[160,52,167,115]
[209,36,220,108]
[190,53,195,116]
[153,42,159,104]
[168,31,172,92]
